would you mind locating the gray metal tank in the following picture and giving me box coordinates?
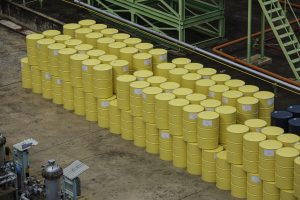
[0,134,6,166]
[42,160,63,200]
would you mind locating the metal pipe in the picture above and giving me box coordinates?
[72,0,300,93]
[247,0,253,63]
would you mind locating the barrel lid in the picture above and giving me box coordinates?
[245,119,267,128]
[58,48,77,55]
[117,74,136,82]
[204,145,223,153]
[217,151,227,160]
[75,28,92,34]
[112,33,130,40]
[172,58,191,66]
[294,142,300,150]
[78,19,96,26]
[259,140,283,150]
[147,76,167,85]
[289,118,300,126]
[287,105,300,114]
[48,43,66,50]
[70,53,89,61]
[37,38,55,45]
[276,147,299,158]
[63,23,81,29]
[54,34,72,41]
[101,28,119,35]
[222,90,243,98]
[86,32,103,39]
[109,42,126,49]
[183,104,204,113]
[182,73,201,80]
[130,81,150,89]
[93,64,112,71]
[97,37,115,43]
[21,57,28,63]
[197,68,217,76]
[277,133,299,144]
[120,47,138,54]
[110,59,129,67]
[173,87,193,95]
[155,93,176,101]
[261,126,284,137]
[244,132,266,142]
[238,85,259,93]
[186,93,207,102]
[142,87,163,95]
[169,99,189,107]
[64,39,82,46]
[225,79,245,88]
[135,42,153,50]
[133,53,152,59]
[99,54,118,62]
[215,106,236,114]
[195,79,216,87]
[160,82,180,90]
[156,62,176,70]
[75,44,93,51]
[42,30,61,37]
[124,37,142,45]
[295,157,300,165]
[134,70,153,78]
[169,68,189,75]
[184,63,203,71]
[253,91,275,100]
[110,99,118,106]
[227,124,249,134]
[90,24,107,31]
[149,48,167,55]
[26,33,44,40]
[211,74,231,82]
[198,111,219,120]
[209,84,229,93]
[82,59,101,66]
[237,96,259,105]
[87,49,105,57]
[271,110,293,119]
[200,99,221,108]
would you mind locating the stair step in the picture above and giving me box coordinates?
[292,57,300,64]
[284,40,298,47]
[264,0,278,6]
[275,24,290,30]
[287,49,300,55]
[272,15,285,22]
[279,32,294,39]
[267,7,282,14]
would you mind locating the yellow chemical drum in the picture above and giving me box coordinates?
[78,19,96,28]
[181,73,201,91]
[187,142,202,175]
[225,79,245,90]
[281,190,296,200]
[51,76,63,104]
[277,134,300,147]
[42,30,60,39]
[97,37,115,52]
[147,76,167,87]
[108,42,126,56]
[92,64,113,99]
[208,84,229,101]
[172,57,191,68]
[184,63,203,73]
[186,93,207,104]
[160,82,180,93]
[41,71,52,99]
[247,173,263,200]
[112,33,130,42]
[172,88,193,99]
[231,164,247,199]
[134,70,153,81]
[130,81,150,116]
[222,90,243,107]
[237,96,259,123]
[63,23,81,37]
[215,106,237,145]
[245,118,268,132]
[211,74,231,84]
[85,32,103,47]
[261,126,284,140]
[263,181,280,200]
[121,109,134,141]
[243,132,267,173]
[53,35,72,44]
[197,111,220,150]
[135,42,153,53]
[20,57,32,89]
[97,95,116,128]
[99,54,117,65]
[195,79,216,96]
[142,87,163,123]
[156,63,176,78]
[145,123,159,154]
[31,65,42,94]
[197,68,217,79]
[75,44,93,54]
[202,145,223,183]
[226,124,249,164]
[37,38,55,71]
[117,75,137,110]
[200,99,221,111]
[58,48,78,81]
[62,81,74,110]
[155,93,176,129]
[109,99,121,134]
[48,43,66,76]
[254,91,274,124]
[172,136,187,168]
[82,59,101,93]
[133,116,146,148]
[74,87,85,116]
[294,157,300,198]
[110,59,130,93]
[149,48,168,74]
[75,28,93,42]
[26,33,44,65]
[168,99,190,136]
[239,85,260,96]
[183,104,204,142]
[64,39,82,48]
[87,49,105,59]
[85,92,97,122]
[216,151,231,190]
[159,130,173,161]
[90,24,107,32]
[259,140,283,181]
[70,54,89,88]
[120,47,138,73]
[124,37,142,47]
[168,68,188,84]
[133,53,152,71]
[101,28,119,37]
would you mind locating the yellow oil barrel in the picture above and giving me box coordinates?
[184,63,203,73]
[133,116,146,147]
[96,37,115,52]
[20,57,32,89]
[275,147,299,190]
[172,136,187,168]
[108,42,126,56]
[254,91,275,108]
[145,123,159,154]
[231,164,247,198]
[277,134,300,147]
[124,37,142,47]
[168,68,188,84]
[294,157,300,198]
[134,70,153,81]
[259,140,283,181]
[226,124,249,164]
[155,62,176,78]
[295,142,300,151]
[237,96,259,123]
[281,190,296,200]
[216,151,231,190]
[98,54,117,64]
[26,33,44,65]
[208,84,229,101]
[168,99,190,136]
[31,65,42,94]
[130,81,150,116]
[247,173,263,200]
[121,109,134,141]
[202,145,223,182]
[172,58,191,68]
[183,105,204,142]
[200,99,221,111]
[120,47,138,72]
[70,54,89,87]
[244,118,267,132]
[195,79,216,95]
[181,73,201,91]
[197,111,220,150]
[74,87,85,116]
[86,49,105,59]
[92,64,113,99]
[133,53,152,71]
[51,76,63,104]
[42,30,60,39]
[159,82,180,93]
[82,59,101,93]
[109,99,121,134]
[225,79,245,90]
[85,92,97,121]
[78,19,96,28]
[172,88,193,99]
[215,106,237,145]
[62,81,74,110]
[142,87,163,123]
[90,24,107,32]
[135,42,153,53]
[75,28,93,42]
[239,85,260,96]
[222,90,243,107]
[58,48,77,81]
[75,44,93,54]
[48,43,66,76]
[146,76,167,87]
[187,142,202,175]
[64,39,82,48]
[211,74,231,84]
[117,74,137,110]
[197,68,217,79]
[110,59,130,92]
[97,95,116,128]
[101,28,119,37]
[155,93,176,129]
[63,23,81,37]
[149,48,168,74]
[159,130,173,161]
[112,33,130,42]
[54,35,72,44]
[185,93,206,104]
[41,71,52,99]
[263,181,280,200]
[37,38,55,71]
[85,32,103,47]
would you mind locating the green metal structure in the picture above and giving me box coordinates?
[83,0,225,47]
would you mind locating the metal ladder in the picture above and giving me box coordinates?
[258,0,300,81]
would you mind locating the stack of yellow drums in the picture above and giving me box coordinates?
[195,79,216,95]
[74,87,85,116]
[168,99,189,136]
[216,151,231,190]
[133,116,146,147]
[85,32,103,47]
[172,136,187,168]
[97,96,116,128]
[37,38,55,71]
[294,157,300,198]
[112,33,130,42]
[48,43,66,76]
[261,126,284,139]
[145,123,159,154]
[82,59,101,93]
[185,93,206,105]
[181,73,201,91]
[172,88,193,99]
[21,57,32,89]
[87,49,105,59]
[70,54,89,88]
[202,145,223,182]
[231,164,247,198]
[41,71,52,99]
[97,38,115,52]
[155,63,176,78]
[64,39,82,48]
[75,28,92,42]
[146,76,167,87]
[135,42,153,53]
[42,30,60,39]
[254,91,275,125]
[63,23,81,37]
[211,74,231,84]
[85,92,97,122]
[111,60,129,92]
[187,143,202,175]
[134,70,153,81]
[247,173,263,199]
[54,34,72,44]
[160,82,180,93]
[149,48,168,74]
[244,118,267,132]
[124,37,141,47]
[142,87,163,123]
[51,76,63,104]
[78,19,96,28]
[116,75,136,110]
[184,63,203,73]
[237,96,259,123]
[155,93,176,129]
[62,81,74,110]
[109,99,121,134]
[197,68,217,79]
[159,130,172,161]
[120,47,139,73]
[208,85,229,101]
[26,33,44,65]
[90,24,107,32]
[200,99,221,111]
[101,28,119,37]
[277,134,300,147]
[222,90,243,107]
[168,68,188,84]
[99,54,117,65]
[108,42,126,56]
[130,81,150,116]
[121,109,133,140]
[58,48,77,81]
[172,58,191,68]
[263,181,280,200]
[225,79,245,90]
[133,53,152,71]
[92,64,113,98]
[239,85,259,96]
[75,44,93,54]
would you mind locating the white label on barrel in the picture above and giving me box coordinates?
[264,149,274,157]
[242,105,252,111]
[101,101,109,107]
[137,77,144,81]
[142,93,147,100]
[82,65,88,72]
[206,107,214,111]
[45,73,51,80]
[189,113,198,120]
[251,176,261,184]
[161,132,170,139]
[54,50,58,56]
[160,54,167,61]
[202,120,212,127]
[209,91,215,98]
[268,98,274,106]
[123,66,129,72]
[134,89,142,95]
[222,97,228,104]
[56,79,62,85]
[144,59,151,65]
[256,128,262,132]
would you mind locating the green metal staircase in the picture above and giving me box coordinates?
[258,0,300,81]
